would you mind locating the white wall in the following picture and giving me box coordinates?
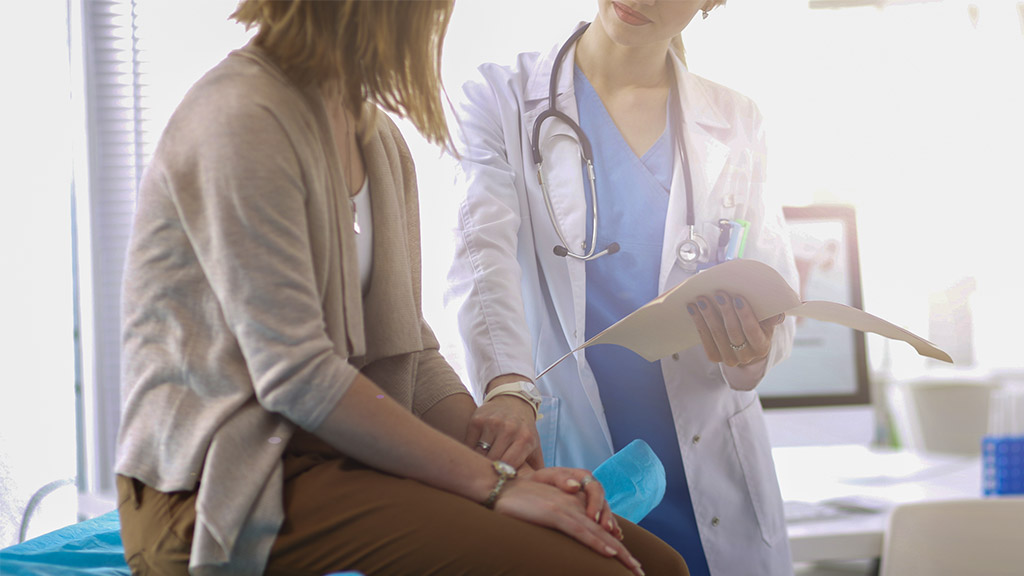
[0,1,78,547]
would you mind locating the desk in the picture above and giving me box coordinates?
[773,444,981,564]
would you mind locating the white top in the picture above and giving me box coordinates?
[351,176,373,294]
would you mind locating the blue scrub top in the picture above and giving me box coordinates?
[575,66,711,576]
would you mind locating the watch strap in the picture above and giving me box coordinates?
[483,382,541,420]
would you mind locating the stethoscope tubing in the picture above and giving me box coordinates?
[531,22,701,265]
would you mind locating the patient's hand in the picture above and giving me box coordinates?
[519,466,623,541]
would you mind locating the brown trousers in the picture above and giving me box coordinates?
[117,433,688,576]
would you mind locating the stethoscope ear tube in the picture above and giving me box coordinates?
[531,23,589,164]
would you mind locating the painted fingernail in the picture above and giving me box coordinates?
[698,300,708,310]
[715,293,726,305]
[566,479,581,488]
[632,557,643,568]
[595,510,602,523]
[605,546,618,556]
[734,297,744,309]
[687,303,697,315]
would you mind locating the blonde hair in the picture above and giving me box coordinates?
[232,0,454,147]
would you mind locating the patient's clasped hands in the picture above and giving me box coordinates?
[494,466,642,575]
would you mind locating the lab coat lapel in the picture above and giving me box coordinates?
[660,55,732,292]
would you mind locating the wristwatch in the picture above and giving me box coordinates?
[483,380,542,420]
[482,460,517,509]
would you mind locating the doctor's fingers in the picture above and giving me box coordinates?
[487,429,540,470]
[688,300,723,364]
[692,296,744,365]
[717,293,773,354]
[711,291,760,359]
[464,404,540,467]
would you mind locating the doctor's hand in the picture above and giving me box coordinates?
[465,395,544,471]
[688,291,785,368]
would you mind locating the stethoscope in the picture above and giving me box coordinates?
[530,23,709,271]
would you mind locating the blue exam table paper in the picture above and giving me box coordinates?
[593,439,667,523]
[0,510,362,576]
[0,511,129,575]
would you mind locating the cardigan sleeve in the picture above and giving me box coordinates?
[158,90,357,432]
[381,117,472,416]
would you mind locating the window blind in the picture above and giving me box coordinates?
[74,0,141,500]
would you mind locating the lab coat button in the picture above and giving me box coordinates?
[672,353,680,361]
[722,194,735,208]
[711,516,720,527]
[691,434,701,445]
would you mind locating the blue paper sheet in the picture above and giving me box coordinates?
[0,511,129,575]
[0,512,363,576]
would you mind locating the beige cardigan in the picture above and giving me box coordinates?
[116,44,468,575]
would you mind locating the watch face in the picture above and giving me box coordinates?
[494,461,517,478]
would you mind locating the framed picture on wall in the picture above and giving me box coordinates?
[758,204,870,409]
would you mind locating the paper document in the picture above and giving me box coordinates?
[538,259,950,379]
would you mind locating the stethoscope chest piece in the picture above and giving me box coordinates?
[676,227,709,272]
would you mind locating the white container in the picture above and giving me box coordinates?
[887,371,999,455]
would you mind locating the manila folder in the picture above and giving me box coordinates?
[575,259,951,366]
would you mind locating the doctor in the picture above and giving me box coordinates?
[448,1,798,574]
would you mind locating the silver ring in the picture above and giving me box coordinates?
[580,476,595,487]
[476,440,492,452]
[730,341,748,351]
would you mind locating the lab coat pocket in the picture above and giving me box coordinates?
[728,399,786,547]
[537,395,560,469]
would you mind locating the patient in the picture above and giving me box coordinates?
[112,1,686,575]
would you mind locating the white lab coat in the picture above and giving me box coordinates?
[447,28,799,576]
